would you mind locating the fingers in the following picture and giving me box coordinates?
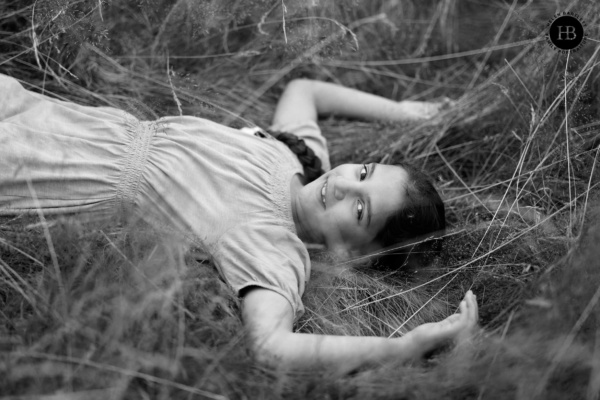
[459,298,467,316]
[414,291,481,349]
[462,290,479,327]
[399,100,451,120]
[439,97,457,110]
[450,291,480,347]
[472,292,479,324]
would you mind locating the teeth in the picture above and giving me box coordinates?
[321,181,327,208]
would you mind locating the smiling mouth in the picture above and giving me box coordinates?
[321,178,328,209]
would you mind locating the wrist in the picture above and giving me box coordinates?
[395,100,422,121]
[408,324,447,357]
[393,330,430,362]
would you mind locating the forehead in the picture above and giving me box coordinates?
[368,164,408,226]
[373,164,408,186]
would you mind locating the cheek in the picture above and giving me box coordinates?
[333,215,363,244]
[330,207,350,227]
[320,209,346,239]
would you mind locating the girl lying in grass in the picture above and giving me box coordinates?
[0,73,478,374]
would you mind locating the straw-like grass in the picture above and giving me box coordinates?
[1,0,599,398]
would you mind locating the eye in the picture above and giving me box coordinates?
[359,164,368,181]
[357,200,364,221]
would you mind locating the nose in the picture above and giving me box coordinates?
[333,176,361,201]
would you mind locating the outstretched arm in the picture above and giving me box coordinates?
[272,79,450,127]
[243,287,478,375]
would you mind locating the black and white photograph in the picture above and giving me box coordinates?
[1,0,599,398]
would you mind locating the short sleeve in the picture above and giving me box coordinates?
[270,120,331,172]
[214,222,311,320]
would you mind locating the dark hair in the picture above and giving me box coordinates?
[267,130,324,182]
[373,163,446,270]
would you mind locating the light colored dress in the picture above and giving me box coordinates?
[0,74,331,319]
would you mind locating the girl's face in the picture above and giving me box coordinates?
[293,163,407,257]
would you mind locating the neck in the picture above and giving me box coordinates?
[290,174,318,243]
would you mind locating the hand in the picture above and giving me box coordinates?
[396,98,456,120]
[411,290,479,353]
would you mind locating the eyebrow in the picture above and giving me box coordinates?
[366,163,375,228]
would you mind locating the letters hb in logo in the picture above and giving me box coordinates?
[546,13,587,52]
[557,25,577,41]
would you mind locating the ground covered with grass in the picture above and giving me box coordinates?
[1,0,600,398]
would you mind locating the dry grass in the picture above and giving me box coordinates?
[1,0,600,398]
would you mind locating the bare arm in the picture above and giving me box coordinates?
[272,79,450,127]
[243,287,478,375]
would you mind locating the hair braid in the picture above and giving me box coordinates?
[267,129,324,183]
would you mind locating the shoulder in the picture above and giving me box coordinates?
[269,120,331,172]
[214,222,311,320]
[218,222,310,268]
